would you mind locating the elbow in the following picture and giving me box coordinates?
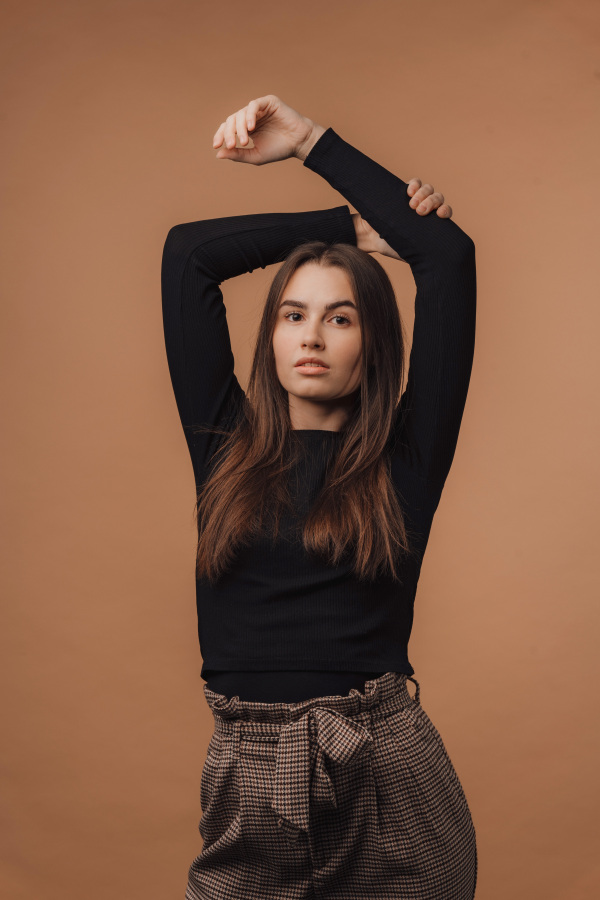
[452,232,476,278]
[435,232,475,284]
[161,224,194,285]
[163,223,185,257]
[436,220,475,270]
[445,215,475,257]
[163,220,212,263]
[454,230,475,260]
[162,222,201,271]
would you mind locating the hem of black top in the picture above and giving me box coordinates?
[200,658,415,676]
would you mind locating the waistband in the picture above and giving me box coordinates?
[204,670,419,724]
[202,671,421,840]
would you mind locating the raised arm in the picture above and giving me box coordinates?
[161,205,357,486]
[302,127,477,503]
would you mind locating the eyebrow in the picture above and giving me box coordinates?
[280,299,357,311]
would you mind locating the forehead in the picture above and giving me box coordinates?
[281,264,355,305]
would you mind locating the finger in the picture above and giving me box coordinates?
[247,99,256,132]
[216,147,244,162]
[437,204,453,219]
[216,140,263,163]
[247,95,273,126]
[224,113,239,150]
[213,122,226,149]
[236,109,249,146]
[410,182,433,209]
[410,182,434,211]
[406,178,421,198]
[216,145,259,163]
[422,191,445,215]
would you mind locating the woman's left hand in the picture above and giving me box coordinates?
[406,178,452,219]
[353,178,453,261]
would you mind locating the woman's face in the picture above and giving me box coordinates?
[272,263,363,427]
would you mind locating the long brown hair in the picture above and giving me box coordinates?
[192,240,418,585]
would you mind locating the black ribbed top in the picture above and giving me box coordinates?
[160,127,476,702]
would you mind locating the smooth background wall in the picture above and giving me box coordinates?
[1,0,599,897]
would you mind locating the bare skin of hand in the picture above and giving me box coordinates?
[212,94,453,262]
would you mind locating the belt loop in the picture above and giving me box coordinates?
[367,702,374,732]
[361,676,375,710]
[407,675,420,705]
[362,675,376,728]
[230,717,242,759]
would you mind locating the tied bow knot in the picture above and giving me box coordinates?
[270,706,372,837]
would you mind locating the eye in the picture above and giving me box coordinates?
[282,312,352,325]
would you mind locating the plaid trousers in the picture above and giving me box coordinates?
[185,671,478,899]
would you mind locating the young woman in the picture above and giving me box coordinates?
[161,94,477,900]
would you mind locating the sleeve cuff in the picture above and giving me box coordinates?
[302,127,340,170]
[321,203,357,248]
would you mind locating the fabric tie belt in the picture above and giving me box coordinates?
[269,706,373,839]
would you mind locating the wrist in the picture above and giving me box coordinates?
[352,213,378,253]
[351,214,369,252]
[295,123,326,162]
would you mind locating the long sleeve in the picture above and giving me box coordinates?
[161,204,357,486]
[303,128,477,502]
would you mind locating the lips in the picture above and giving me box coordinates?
[295,357,329,368]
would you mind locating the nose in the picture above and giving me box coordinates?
[300,319,324,348]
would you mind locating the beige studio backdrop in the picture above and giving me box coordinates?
[1,0,599,898]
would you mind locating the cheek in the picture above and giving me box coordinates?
[338,335,363,371]
[271,329,290,372]
[271,331,281,358]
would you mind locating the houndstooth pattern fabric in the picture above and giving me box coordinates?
[185,671,478,899]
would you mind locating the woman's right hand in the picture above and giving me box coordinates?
[212,95,325,166]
